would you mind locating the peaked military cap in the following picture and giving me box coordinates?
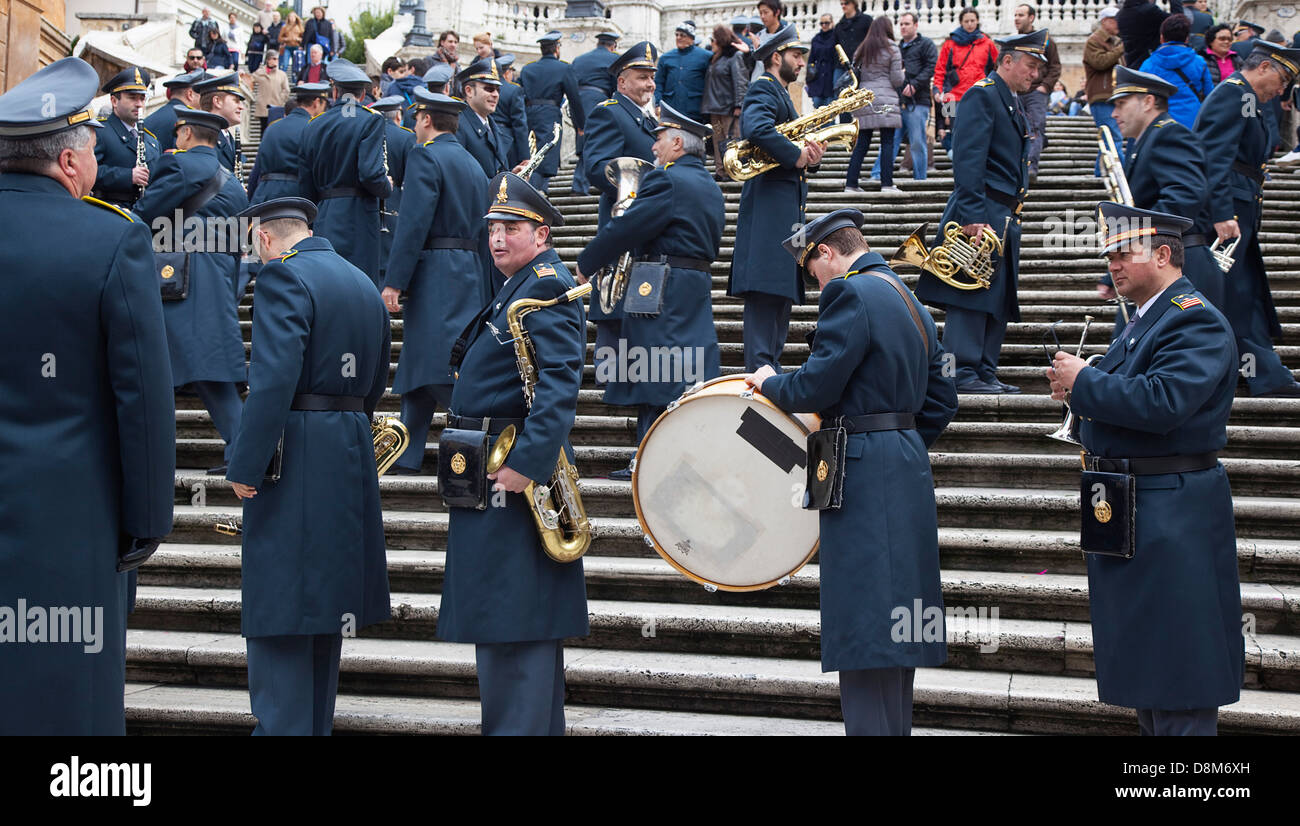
[172,107,230,133]
[782,209,865,266]
[1096,202,1193,256]
[748,16,764,29]
[753,23,808,64]
[1251,40,1300,80]
[485,172,564,227]
[292,81,331,98]
[193,72,248,100]
[0,57,103,137]
[238,196,318,225]
[423,62,454,86]
[496,54,517,71]
[730,14,751,27]
[409,87,466,116]
[325,58,370,86]
[609,41,660,75]
[537,31,563,45]
[163,69,208,89]
[103,66,151,95]
[1234,20,1266,37]
[653,101,711,138]
[1109,66,1178,101]
[996,28,1050,62]
[370,95,406,111]
[595,31,621,42]
[457,56,502,87]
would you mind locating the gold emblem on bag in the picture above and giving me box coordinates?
[638,281,652,296]
[1094,500,1112,523]
[451,452,467,474]
[161,265,174,279]
[816,459,828,482]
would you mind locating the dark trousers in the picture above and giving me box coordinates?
[1019,89,1048,174]
[475,639,566,736]
[840,666,915,736]
[396,383,453,471]
[846,127,895,187]
[742,292,793,372]
[941,307,1008,385]
[246,632,344,736]
[193,380,243,462]
[1136,707,1218,736]
[635,404,667,444]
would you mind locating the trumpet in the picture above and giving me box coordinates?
[1097,127,1132,206]
[1046,315,1102,446]
[890,218,1009,291]
[214,415,410,536]
[1209,236,1239,272]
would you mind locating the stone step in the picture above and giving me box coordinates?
[164,502,1300,576]
[139,544,1300,632]
[121,630,1300,734]
[124,584,1300,691]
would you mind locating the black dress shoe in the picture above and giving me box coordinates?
[992,378,1021,394]
[386,466,421,476]
[206,465,228,475]
[608,465,633,481]
[956,379,1004,394]
[1257,381,1300,398]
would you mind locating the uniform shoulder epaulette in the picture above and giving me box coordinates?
[276,249,299,263]
[1153,118,1172,128]
[1171,293,1204,310]
[80,195,135,222]
[1225,77,1245,86]
[309,110,326,121]
[663,160,675,168]
[165,148,180,154]
[754,75,772,82]
[533,262,557,278]
[96,116,108,122]
[423,139,437,147]
[598,98,618,106]
[973,78,994,87]
[140,125,157,139]
[400,125,414,133]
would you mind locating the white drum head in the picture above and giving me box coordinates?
[632,384,820,591]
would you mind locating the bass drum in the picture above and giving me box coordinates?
[631,376,820,592]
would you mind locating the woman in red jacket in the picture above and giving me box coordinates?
[932,7,998,154]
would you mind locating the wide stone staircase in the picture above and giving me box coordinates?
[125,115,1300,735]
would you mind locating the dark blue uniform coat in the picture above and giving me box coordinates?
[581,92,658,324]
[492,80,531,167]
[570,46,619,177]
[436,254,588,643]
[457,108,509,177]
[227,236,392,637]
[216,129,239,174]
[763,253,959,672]
[384,133,489,393]
[577,153,724,406]
[518,54,586,179]
[0,174,175,734]
[298,99,393,284]
[143,97,187,153]
[655,44,713,121]
[135,145,249,387]
[1072,276,1243,709]
[92,113,161,207]
[914,73,1027,322]
[728,73,808,304]
[248,106,311,205]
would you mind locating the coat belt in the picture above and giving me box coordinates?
[426,237,478,251]
[985,187,1024,215]
[636,254,712,272]
[260,172,298,182]
[291,393,366,412]
[446,414,524,434]
[321,186,364,199]
[1082,451,1219,475]
[833,412,917,433]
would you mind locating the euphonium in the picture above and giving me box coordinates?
[723,45,875,181]
[517,123,562,181]
[485,284,594,564]
[214,415,411,536]
[1097,126,1133,206]
[594,157,655,314]
[889,219,1008,290]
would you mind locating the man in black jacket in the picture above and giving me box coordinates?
[1118,0,1184,69]
[190,8,220,55]
[833,0,871,93]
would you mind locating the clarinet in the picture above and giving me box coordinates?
[134,125,148,201]
[231,125,244,186]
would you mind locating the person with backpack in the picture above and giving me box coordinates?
[1139,14,1212,126]
[932,7,998,154]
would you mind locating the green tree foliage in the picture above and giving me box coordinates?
[342,4,397,64]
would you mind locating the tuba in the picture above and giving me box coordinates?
[214,415,410,536]
[723,46,875,181]
[486,284,594,563]
[594,157,655,314]
[889,219,1009,290]
[517,123,562,181]
[1097,127,1133,206]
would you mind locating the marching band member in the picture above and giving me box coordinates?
[914,29,1046,395]
[568,31,621,194]
[369,94,416,286]
[0,58,174,734]
[456,57,510,177]
[193,72,248,176]
[145,69,207,153]
[518,31,586,194]
[1049,202,1242,735]
[729,23,823,373]
[437,173,587,735]
[748,208,958,735]
[575,102,724,476]
[228,197,392,735]
[383,90,489,475]
[493,54,532,169]
[248,82,329,205]
[1191,41,1300,397]
[92,66,160,210]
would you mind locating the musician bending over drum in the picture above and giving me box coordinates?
[748,209,958,736]
[576,102,725,474]
[1048,203,1242,735]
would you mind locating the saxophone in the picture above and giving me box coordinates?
[518,123,562,180]
[723,45,876,181]
[214,416,410,536]
[485,283,593,564]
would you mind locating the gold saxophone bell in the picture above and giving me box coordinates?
[889,221,1004,290]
